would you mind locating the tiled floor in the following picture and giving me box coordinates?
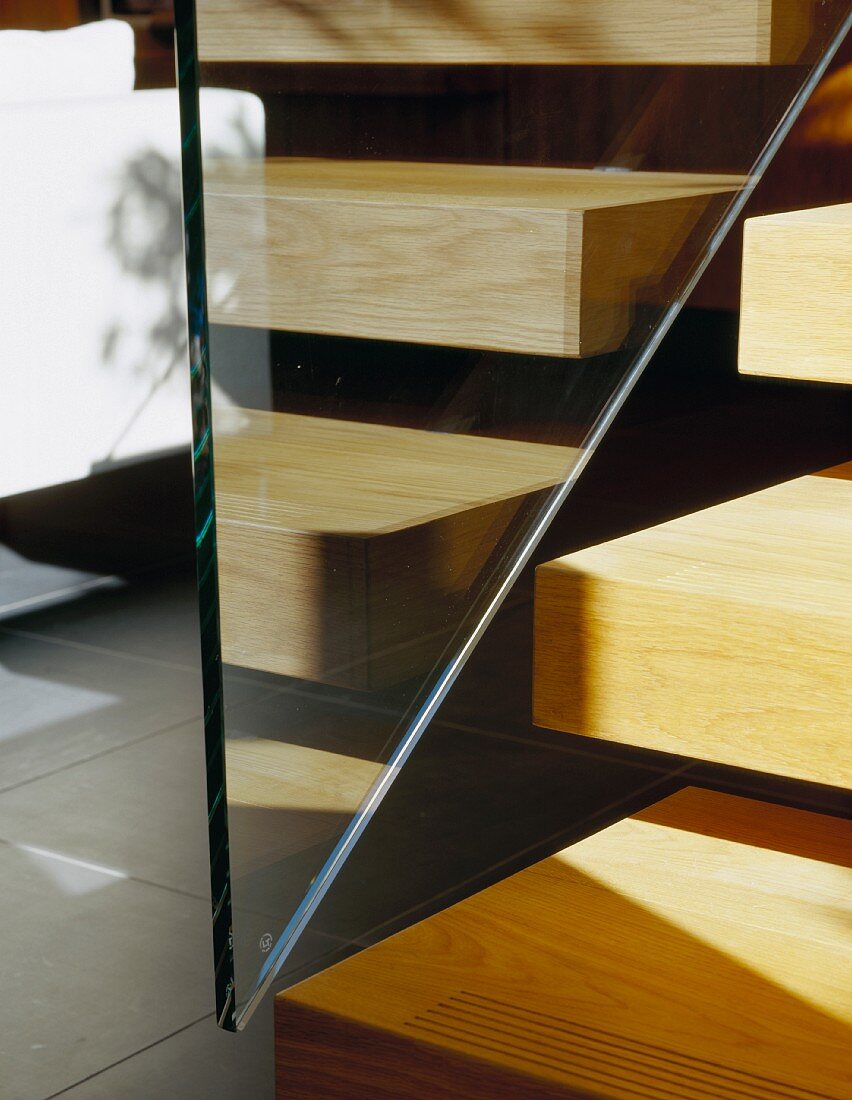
[1,549,846,1098]
[0,551,688,1098]
[0,562,269,1098]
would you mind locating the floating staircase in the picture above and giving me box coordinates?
[197,0,814,65]
[182,0,852,1032]
[275,787,852,1099]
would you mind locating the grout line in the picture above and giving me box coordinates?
[0,582,534,716]
[0,832,211,906]
[0,623,301,700]
[42,1013,215,1098]
[0,682,288,803]
[436,718,676,773]
[121,871,210,905]
[247,681,406,720]
[0,625,203,675]
[0,717,203,799]
[346,764,692,947]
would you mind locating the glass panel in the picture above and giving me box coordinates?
[173,0,852,1028]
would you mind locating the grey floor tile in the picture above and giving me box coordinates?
[56,1011,274,1100]
[55,935,357,1100]
[7,575,201,671]
[6,572,298,698]
[0,633,204,793]
[0,721,210,898]
[0,844,212,1100]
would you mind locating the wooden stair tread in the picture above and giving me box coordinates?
[197,0,813,66]
[225,736,382,871]
[533,463,852,787]
[215,407,573,535]
[276,787,852,1099]
[206,159,741,358]
[739,204,852,386]
[215,409,573,689]
[227,737,382,814]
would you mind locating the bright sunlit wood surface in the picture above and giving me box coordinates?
[205,159,740,358]
[196,0,813,65]
[215,407,573,689]
[275,787,852,1099]
[739,204,852,385]
[533,463,852,787]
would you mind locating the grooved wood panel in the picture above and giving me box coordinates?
[215,407,573,689]
[739,205,852,385]
[275,788,852,1099]
[533,462,852,787]
[205,159,739,358]
[196,0,814,65]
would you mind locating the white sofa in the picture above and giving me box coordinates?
[0,20,265,498]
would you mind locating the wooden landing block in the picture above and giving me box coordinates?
[275,787,852,1099]
[533,463,852,787]
[205,159,739,359]
[739,204,852,386]
[197,0,813,66]
[215,407,573,689]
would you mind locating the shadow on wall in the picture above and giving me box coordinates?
[0,82,264,501]
[99,104,266,464]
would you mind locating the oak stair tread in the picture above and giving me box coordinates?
[206,158,741,358]
[215,407,572,534]
[197,0,814,66]
[276,787,852,1099]
[216,408,572,688]
[739,203,852,386]
[533,462,852,787]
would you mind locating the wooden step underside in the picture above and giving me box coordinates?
[215,407,573,689]
[533,462,852,787]
[197,0,814,66]
[276,787,852,1099]
[739,204,852,386]
[205,159,739,358]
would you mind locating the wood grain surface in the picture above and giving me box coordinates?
[197,0,814,66]
[739,204,852,385]
[215,407,573,688]
[205,158,740,358]
[533,462,852,787]
[276,787,852,1098]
